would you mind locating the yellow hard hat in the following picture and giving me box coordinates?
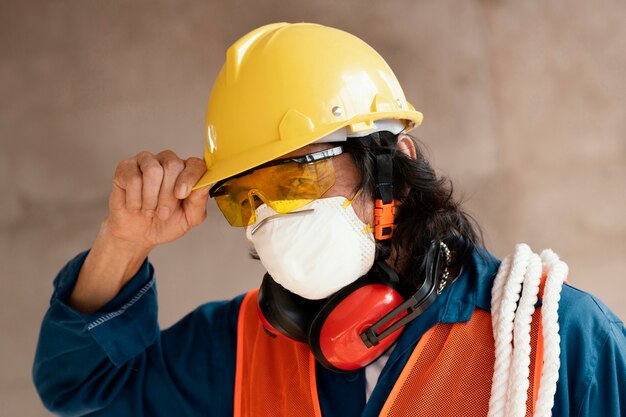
[194,22,423,189]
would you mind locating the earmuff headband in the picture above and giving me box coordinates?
[360,240,443,348]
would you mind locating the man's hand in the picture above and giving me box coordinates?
[107,150,209,249]
[69,150,210,313]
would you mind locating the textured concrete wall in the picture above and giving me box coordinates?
[1,0,625,415]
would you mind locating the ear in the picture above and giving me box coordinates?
[397,134,417,160]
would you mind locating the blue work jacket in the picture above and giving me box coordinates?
[33,248,626,416]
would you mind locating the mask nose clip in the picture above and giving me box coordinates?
[249,208,315,236]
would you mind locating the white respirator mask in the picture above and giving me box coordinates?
[246,195,376,300]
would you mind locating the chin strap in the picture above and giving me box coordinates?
[372,132,395,261]
[374,152,394,242]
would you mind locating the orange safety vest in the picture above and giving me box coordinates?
[234,289,545,417]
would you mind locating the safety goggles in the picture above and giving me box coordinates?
[209,146,345,226]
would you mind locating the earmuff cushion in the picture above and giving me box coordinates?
[258,274,324,343]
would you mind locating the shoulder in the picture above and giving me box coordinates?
[468,245,624,357]
[163,293,248,346]
[557,282,625,363]
[558,283,623,349]
[194,293,247,324]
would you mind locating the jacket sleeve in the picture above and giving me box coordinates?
[32,251,243,417]
[553,284,626,417]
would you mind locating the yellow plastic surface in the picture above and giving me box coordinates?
[194,22,423,189]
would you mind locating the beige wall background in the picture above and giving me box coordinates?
[1,0,625,415]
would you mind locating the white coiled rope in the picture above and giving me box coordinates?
[487,244,568,417]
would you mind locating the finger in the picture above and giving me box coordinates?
[183,186,210,227]
[136,151,164,215]
[155,150,185,221]
[109,183,126,211]
[113,158,142,211]
[174,157,207,199]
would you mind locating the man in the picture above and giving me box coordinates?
[34,23,625,416]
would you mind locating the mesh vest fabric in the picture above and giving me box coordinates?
[234,290,544,416]
[234,289,322,417]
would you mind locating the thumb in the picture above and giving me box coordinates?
[183,186,211,226]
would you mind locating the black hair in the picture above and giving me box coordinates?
[342,131,483,292]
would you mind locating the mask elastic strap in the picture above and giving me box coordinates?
[342,188,364,208]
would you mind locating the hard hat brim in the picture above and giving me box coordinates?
[193,111,422,190]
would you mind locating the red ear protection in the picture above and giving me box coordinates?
[258,261,407,372]
[257,241,448,372]
[308,272,405,371]
[258,267,406,372]
[258,269,405,372]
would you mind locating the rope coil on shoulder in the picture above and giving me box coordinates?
[488,244,568,417]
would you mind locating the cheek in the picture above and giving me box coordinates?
[353,197,374,226]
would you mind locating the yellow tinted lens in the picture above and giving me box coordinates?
[213,192,249,226]
[213,158,336,226]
